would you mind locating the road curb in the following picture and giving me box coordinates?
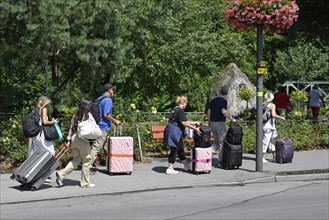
[275,173,329,182]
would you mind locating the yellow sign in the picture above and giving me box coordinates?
[257,67,268,74]
[260,61,267,67]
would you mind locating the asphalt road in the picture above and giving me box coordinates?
[1,180,328,220]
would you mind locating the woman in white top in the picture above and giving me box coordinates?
[56,99,96,188]
[29,96,59,156]
[262,92,285,163]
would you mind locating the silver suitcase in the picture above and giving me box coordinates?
[10,148,66,190]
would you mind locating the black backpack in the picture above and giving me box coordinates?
[226,122,243,145]
[90,96,107,124]
[193,125,211,148]
[22,106,42,138]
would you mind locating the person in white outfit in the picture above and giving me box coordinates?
[262,92,285,163]
[56,99,96,188]
[29,96,59,156]
[28,96,59,183]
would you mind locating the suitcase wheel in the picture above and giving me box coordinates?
[127,172,132,175]
[109,172,114,176]
[206,171,211,174]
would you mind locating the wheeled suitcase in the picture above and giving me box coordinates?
[106,126,133,175]
[221,141,242,169]
[193,125,211,148]
[10,147,66,190]
[190,147,212,174]
[275,138,294,163]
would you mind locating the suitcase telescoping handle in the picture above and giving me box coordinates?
[55,145,69,161]
[113,124,123,136]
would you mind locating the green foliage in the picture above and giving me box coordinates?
[272,39,329,83]
[290,90,308,112]
[239,87,254,109]
[290,90,308,102]
[276,121,329,150]
[0,114,27,165]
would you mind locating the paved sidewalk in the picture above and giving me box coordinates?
[1,150,328,205]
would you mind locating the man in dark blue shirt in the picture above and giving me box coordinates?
[207,85,236,168]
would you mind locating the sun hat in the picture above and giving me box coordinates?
[264,92,274,103]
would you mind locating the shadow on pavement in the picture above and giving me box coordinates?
[152,166,167,173]
[10,183,53,191]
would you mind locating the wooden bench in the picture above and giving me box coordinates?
[151,125,195,146]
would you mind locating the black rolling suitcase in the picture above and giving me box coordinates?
[221,122,243,169]
[10,148,67,190]
[221,141,242,169]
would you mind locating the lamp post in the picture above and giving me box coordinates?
[256,25,263,172]
[224,0,299,172]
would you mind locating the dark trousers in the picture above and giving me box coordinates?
[168,143,186,164]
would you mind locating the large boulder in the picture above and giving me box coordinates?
[207,63,256,116]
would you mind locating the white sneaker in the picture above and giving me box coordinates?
[263,158,268,163]
[166,168,179,175]
[44,177,52,183]
[183,163,190,171]
[81,183,96,188]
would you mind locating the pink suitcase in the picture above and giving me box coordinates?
[190,147,212,174]
[106,136,133,175]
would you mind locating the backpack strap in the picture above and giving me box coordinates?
[96,95,107,103]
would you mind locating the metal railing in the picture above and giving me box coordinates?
[282,81,329,102]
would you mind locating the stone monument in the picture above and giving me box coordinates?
[207,63,256,116]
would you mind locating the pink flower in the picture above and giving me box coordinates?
[224,0,299,33]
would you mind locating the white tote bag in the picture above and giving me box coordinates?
[77,119,102,140]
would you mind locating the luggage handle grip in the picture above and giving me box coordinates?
[113,125,123,136]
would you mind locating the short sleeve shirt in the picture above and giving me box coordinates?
[98,95,112,131]
[169,106,187,131]
[309,89,322,107]
[275,92,290,109]
[209,97,227,122]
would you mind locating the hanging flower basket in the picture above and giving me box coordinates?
[224,0,299,33]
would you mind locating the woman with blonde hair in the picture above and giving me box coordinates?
[163,96,201,175]
[29,96,59,157]
[262,92,285,163]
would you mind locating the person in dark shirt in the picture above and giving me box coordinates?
[163,96,201,175]
[274,86,291,116]
[207,85,236,168]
